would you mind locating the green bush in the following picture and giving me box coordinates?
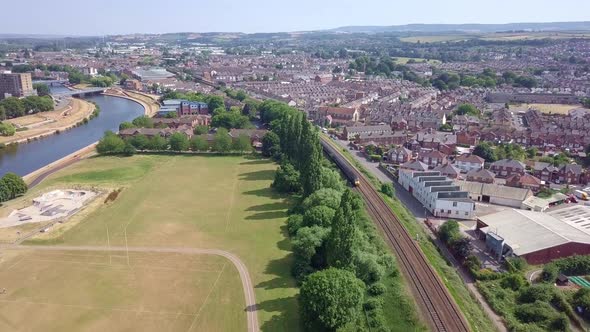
[380,183,395,198]
[500,274,527,291]
[368,283,386,296]
[517,284,554,303]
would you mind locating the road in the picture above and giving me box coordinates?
[5,245,259,332]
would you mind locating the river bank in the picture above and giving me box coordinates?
[103,88,160,116]
[1,98,96,146]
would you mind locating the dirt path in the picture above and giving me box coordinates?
[5,244,259,332]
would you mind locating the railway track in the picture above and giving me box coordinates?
[321,137,470,332]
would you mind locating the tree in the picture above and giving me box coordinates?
[131,116,153,128]
[96,131,125,154]
[147,135,167,150]
[119,122,135,130]
[292,226,330,268]
[193,125,209,135]
[190,136,209,151]
[300,122,322,196]
[303,205,336,228]
[0,122,16,136]
[320,168,344,192]
[168,132,189,151]
[213,128,232,152]
[272,162,301,193]
[261,131,280,158]
[326,189,358,268]
[302,188,342,210]
[439,220,461,244]
[583,98,590,108]
[205,95,224,111]
[0,173,27,201]
[299,268,365,331]
[128,134,149,150]
[122,141,136,156]
[456,104,480,117]
[0,105,5,120]
[235,90,247,101]
[232,134,252,153]
[473,142,496,162]
[33,83,50,96]
[1,97,25,118]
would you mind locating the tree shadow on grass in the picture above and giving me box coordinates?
[245,210,287,221]
[240,159,271,165]
[256,254,296,291]
[246,202,289,212]
[255,296,301,332]
[239,169,276,181]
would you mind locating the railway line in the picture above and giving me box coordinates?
[321,136,470,332]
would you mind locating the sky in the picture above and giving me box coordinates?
[2,0,590,36]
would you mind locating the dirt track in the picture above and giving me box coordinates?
[6,244,259,332]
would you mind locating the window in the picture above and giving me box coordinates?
[465,212,469,216]
[447,210,451,214]
[456,211,459,214]
[453,202,457,207]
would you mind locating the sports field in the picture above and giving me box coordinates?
[509,103,589,115]
[1,155,299,331]
[0,249,244,331]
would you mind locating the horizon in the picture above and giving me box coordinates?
[2,0,590,36]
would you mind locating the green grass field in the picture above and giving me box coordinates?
[5,154,299,331]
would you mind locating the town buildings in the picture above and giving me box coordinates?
[0,72,35,99]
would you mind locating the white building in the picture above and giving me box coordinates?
[454,154,485,173]
[399,170,475,220]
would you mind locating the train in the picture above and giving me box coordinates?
[320,139,360,187]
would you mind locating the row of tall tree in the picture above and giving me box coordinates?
[259,99,401,330]
[96,129,252,155]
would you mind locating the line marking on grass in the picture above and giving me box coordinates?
[5,257,23,271]
[0,299,193,316]
[124,227,130,266]
[186,262,226,332]
[224,166,240,233]
[22,258,222,273]
[105,222,112,265]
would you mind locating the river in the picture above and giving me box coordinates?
[0,91,145,177]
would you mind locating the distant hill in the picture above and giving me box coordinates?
[329,22,590,34]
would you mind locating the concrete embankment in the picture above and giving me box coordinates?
[22,142,98,187]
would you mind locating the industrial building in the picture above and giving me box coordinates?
[398,170,475,220]
[455,180,533,208]
[476,206,590,264]
[0,72,35,99]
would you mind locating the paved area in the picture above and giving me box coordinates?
[5,244,259,332]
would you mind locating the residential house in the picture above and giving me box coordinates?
[317,106,360,126]
[506,173,543,192]
[386,146,412,164]
[466,168,496,184]
[418,150,448,169]
[454,154,485,173]
[400,160,429,172]
[433,163,462,179]
[489,159,525,178]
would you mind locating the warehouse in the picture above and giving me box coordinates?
[399,170,475,220]
[455,180,533,208]
[476,207,590,264]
